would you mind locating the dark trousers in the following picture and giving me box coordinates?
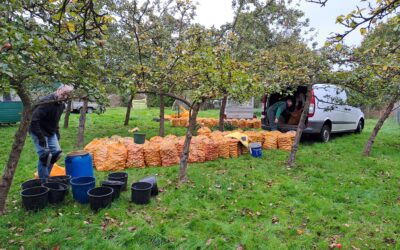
[267,109,278,131]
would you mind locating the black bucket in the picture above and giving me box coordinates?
[21,179,45,190]
[108,172,128,191]
[43,182,68,204]
[21,186,49,211]
[48,175,72,186]
[139,176,159,196]
[100,180,124,201]
[48,175,71,195]
[87,187,113,211]
[131,182,152,205]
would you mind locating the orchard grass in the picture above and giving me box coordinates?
[0,108,399,249]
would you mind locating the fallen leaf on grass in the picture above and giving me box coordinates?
[296,229,304,235]
[272,216,279,224]
[43,228,52,233]
[128,226,137,232]
[236,244,245,250]
[53,245,60,250]
[206,238,213,246]
[343,224,350,228]
[383,237,396,245]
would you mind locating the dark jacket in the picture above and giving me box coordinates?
[267,101,287,119]
[29,94,64,142]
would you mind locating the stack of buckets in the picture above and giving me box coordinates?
[66,150,95,204]
[66,149,157,210]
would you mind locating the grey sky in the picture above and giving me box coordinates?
[194,0,367,48]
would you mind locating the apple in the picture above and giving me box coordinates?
[336,243,342,249]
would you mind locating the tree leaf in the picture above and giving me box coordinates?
[360,28,367,36]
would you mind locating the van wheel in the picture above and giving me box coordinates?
[355,119,363,133]
[87,108,93,114]
[320,125,331,142]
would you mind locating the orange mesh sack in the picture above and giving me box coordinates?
[256,131,265,144]
[197,127,212,137]
[244,131,258,143]
[209,119,218,127]
[123,138,145,168]
[178,118,189,127]
[165,135,178,141]
[238,119,246,128]
[218,137,230,159]
[196,118,204,127]
[188,137,205,163]
[92,140,108,171]
[227,138,241,158]
[160,140,180,167]
[144,141,161,167]
[245,120,253,128]
[171,119,180,127]
[106,140,127,171]
[176,137,185,157]
[94,140,127,171]
[253,119,262,129]
[84,138,104,166]
[278,131,296,151]
[263,131,281,150]
[211,131,223,137]
[150,136,164,144]
[200,137,218,161]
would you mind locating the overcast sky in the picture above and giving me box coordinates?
[194,0,368,48]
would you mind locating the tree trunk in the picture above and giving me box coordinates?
[76,98,88,149]
[219,95,228,131]
[363,95,398,156]
[124,93,134,126]
[0,83,33,215]
[287,84,313,168]
[179,102,200,183]
[63,99,72,129]
[159,94,165,137]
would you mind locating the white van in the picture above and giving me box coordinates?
[261,84,365,142]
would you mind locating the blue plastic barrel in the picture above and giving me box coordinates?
[249,142,262,158]
[70,176,96,204]
[65,150,94,178]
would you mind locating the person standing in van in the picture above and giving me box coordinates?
[267,99,293,130]
[29,85,74,178]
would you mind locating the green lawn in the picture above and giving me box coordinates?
[0,107,399,249]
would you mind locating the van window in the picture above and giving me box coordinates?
[315,86,347,105]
